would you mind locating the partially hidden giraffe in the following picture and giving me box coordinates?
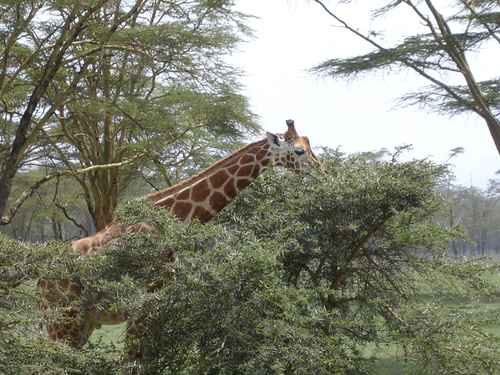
[37,120,328,349]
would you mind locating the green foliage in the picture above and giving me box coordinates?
[0,0,257,230]
[87,202,369,374]
[0,236,123,374]
[1,149,500,374]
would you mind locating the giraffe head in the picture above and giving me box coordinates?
[266,120,328,175]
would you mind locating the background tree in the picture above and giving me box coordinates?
[0,0,256,231]
[0,0,125,225]
[444,179,500,256]
[309,0,500,155]
[1,168,93,242]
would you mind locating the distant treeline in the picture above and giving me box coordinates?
[443,180,500,257]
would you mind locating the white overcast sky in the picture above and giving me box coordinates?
[229,0,499,189]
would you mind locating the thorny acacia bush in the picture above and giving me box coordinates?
[0,237,120,375]
[1,149,499,374]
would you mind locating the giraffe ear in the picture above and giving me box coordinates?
[266,131,285,149]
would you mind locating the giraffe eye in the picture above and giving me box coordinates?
[294,149,305,156]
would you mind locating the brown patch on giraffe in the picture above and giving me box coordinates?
[251,165,261,179]
[237,164,253,177]
[255,149,268,160]
[172,201,193,219]
[209,170,229,190]
[239,154,255,165]
[176,188,191,201]
[236,178,252,191]
[68,283,82,294]
[209,191,230,212]
[223,180,238,199]
[192,179,211,202]
[192,206,213,223]
[261,158,270,167]
[157,197,175,209]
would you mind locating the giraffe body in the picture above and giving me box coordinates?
[37,120,326,350]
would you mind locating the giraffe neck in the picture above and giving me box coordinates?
[72,139,272,255]
[152,139,272,223]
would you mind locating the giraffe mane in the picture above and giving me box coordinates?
[145,138,268,203]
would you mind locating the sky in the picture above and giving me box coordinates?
[229,0,499,189]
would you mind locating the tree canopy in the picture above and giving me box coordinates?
[0,0,257,231]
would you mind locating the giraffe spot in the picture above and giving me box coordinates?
[256,149,268,160]
[158,197,175,209]
[236,178,252,191]
[261,159,270,167]
[172,202,193,220]
[227,165,239,175]
[240,154,255,165]
[192,206,213,223]
[251,165,261,179]
[223,180,237,199]
[237,164,253,177]
[248,146,261,155]
[209,191,230,212]
[192,179,211,202]
[209,170,229,189]
[176,188,191,201]
[68,283,82,294]
[281,157,287,164]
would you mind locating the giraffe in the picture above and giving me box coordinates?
[36,120,327,351]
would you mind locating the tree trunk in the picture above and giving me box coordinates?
[0,3,100,223]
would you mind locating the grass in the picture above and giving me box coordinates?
[91,322,127,348]
[372,358,419,375]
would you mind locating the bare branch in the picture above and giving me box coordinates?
[55,203,89,237]
[1,157,142,225]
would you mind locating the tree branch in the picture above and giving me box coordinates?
[1,157,142,225]
[312,0,470,113]
[55,203,89,237]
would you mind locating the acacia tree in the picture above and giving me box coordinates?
[67,150,497,374]
[2,149,499,373]
[0,0,255,231]
[309,0,500,155]
[0,0,129,225]
[445,179,500,255]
